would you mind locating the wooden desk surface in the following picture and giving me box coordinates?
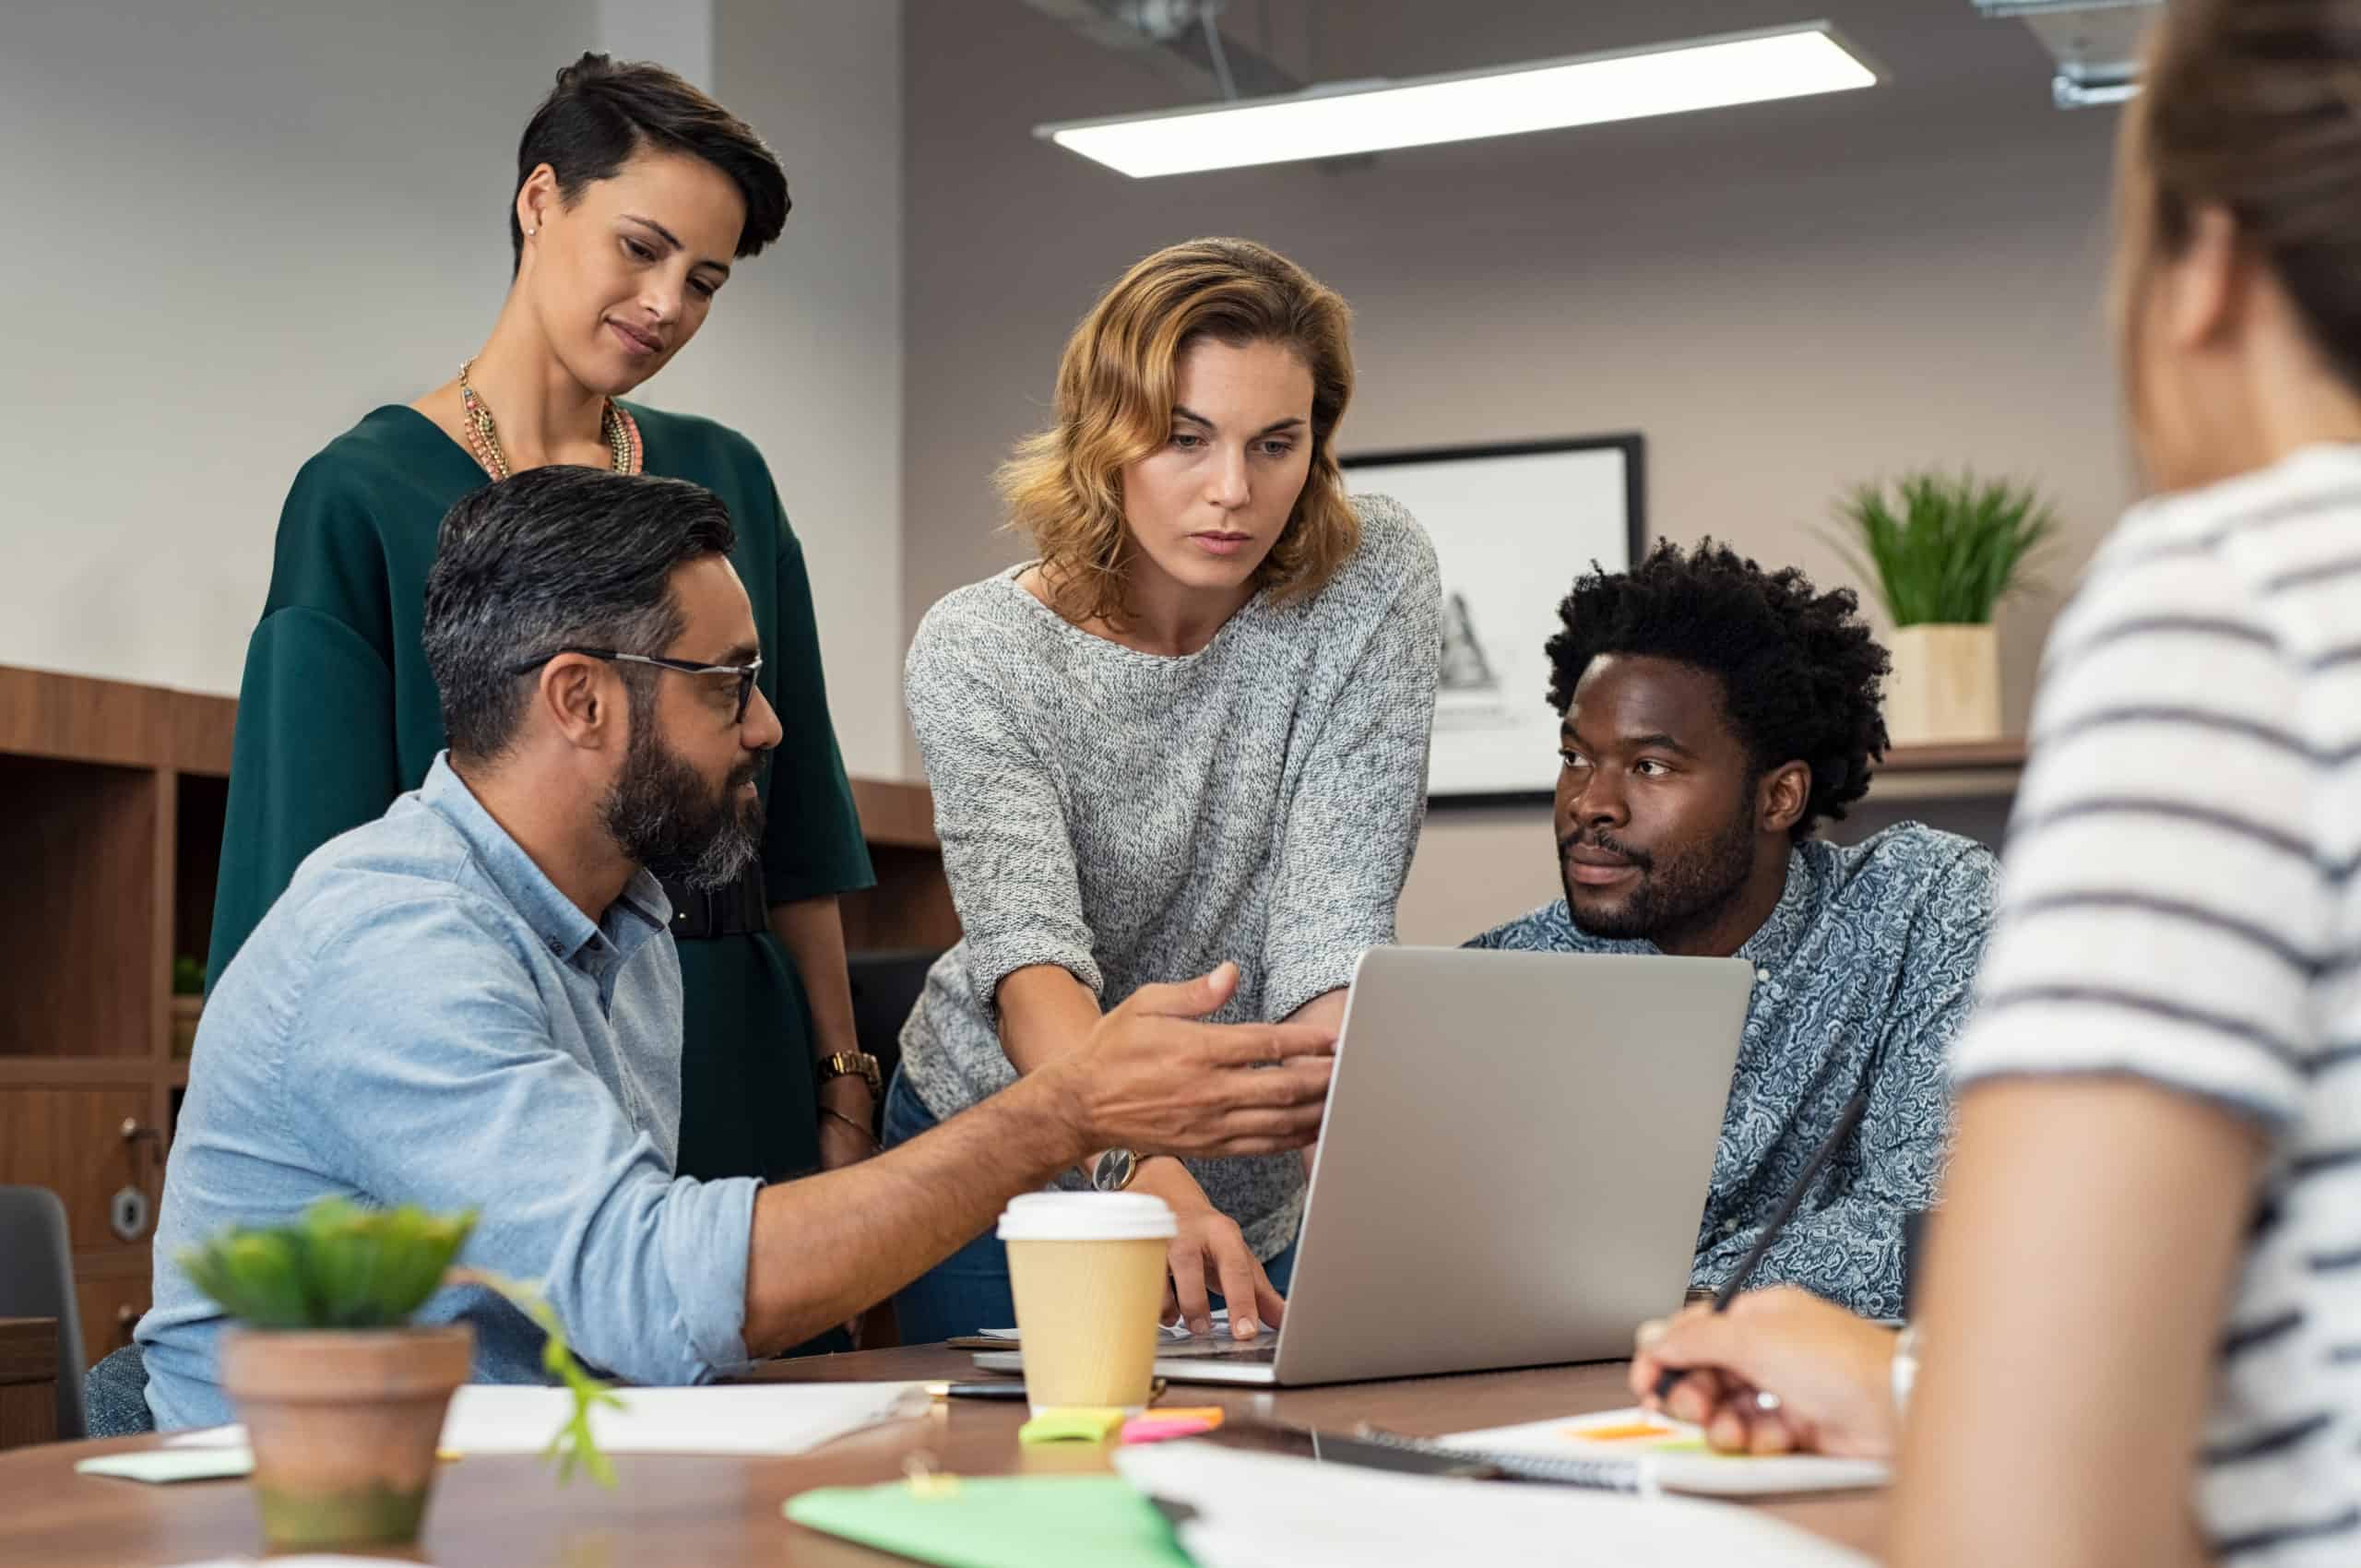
[0,1345,1883,1565]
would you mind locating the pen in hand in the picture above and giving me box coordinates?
[1649,1088,1870,1404]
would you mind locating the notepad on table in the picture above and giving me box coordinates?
[1432,1406,1889,1496]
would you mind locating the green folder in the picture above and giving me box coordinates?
[784,1476,1194,1568]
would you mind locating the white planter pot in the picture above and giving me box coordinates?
[1885,624,2002,745]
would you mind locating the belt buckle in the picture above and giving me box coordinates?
[670,886,718,941]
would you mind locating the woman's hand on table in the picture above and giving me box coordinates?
[1630,1287,1901,1459]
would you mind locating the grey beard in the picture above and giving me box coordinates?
[670,807,761,892]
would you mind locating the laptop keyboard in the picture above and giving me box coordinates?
[1157,1335,1279,1363]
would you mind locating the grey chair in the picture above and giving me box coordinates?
[0,1184,89,1440]
[84,1344,152,1437]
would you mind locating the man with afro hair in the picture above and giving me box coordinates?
[1469,540,1997,1318]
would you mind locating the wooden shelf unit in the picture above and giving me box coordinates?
[0,664,955,1370]
[0,666,233,1370]
[1860,738,2027,803]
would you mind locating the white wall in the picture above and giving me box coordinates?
[900,0,2136,924]
[677,0,906,778]
[0,0,906,778]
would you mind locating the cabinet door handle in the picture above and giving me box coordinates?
[121,1118,163,1178]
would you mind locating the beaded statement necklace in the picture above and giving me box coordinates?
[457,359,642,481]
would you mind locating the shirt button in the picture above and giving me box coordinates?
[546,937,564,956]
[1722,1218,1741,1235]
[1755,968,1772,983]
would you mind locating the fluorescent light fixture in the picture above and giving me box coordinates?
[1037,22,1881,179]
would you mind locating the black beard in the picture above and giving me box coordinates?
[601,720,763,892]
[1559,798,1757,945]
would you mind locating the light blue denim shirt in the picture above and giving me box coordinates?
[140,754,760,1430]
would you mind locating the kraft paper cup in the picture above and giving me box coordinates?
[998,1192,1176,1417]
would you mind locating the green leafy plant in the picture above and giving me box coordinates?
[172,956,207,997]
[180,1198,618,1487]
[1826,470,2057,626]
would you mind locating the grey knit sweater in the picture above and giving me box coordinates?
[899,495,1442,1259]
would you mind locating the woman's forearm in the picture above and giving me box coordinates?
[1892,1078,2261,1568]
[995,963,1106,1075]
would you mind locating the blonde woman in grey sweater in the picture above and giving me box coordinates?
[884,238,1442,1346]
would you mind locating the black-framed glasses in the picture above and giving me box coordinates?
[509,646,765,725]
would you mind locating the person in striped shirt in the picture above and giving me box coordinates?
[1632,3,2361,1562]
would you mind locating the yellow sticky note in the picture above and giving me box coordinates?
[1019,1408,1126,1443]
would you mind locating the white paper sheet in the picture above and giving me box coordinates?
[1115,1443,1873,1568]
[1439,1407,1891,1497]
[167,1380,927,1457]
[74,1449,254,1483]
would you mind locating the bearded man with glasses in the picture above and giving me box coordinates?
[137,466,1337,1431]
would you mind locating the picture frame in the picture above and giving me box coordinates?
[1342,434,1646,805]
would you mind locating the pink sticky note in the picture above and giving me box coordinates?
[1121,1414,1218,1445]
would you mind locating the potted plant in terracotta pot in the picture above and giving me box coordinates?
[179,1197,615,1550]
[1828,470,2056,745]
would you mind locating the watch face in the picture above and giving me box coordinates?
[1094,1148,1136,1193]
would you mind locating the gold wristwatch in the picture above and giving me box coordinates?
[817,1050,882,1098]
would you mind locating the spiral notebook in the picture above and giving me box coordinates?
[1425,1407,1889,1497]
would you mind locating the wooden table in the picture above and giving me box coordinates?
[0,1346,1884,1564]
[0,1317,60,1451]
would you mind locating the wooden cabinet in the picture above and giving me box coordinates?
[0,1317,61,1450]
[69,1264,151,1368]
[0,666,229,1369]
[0,1087,159,1253]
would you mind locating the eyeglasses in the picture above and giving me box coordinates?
[509,647,765,725]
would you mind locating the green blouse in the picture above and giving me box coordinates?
[207,403,875,1182]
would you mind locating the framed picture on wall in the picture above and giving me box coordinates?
[1341,434,1646,804]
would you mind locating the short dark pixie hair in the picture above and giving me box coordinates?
[1545,540,1891,842]
[510,53,790,272]
[424,466,737,761]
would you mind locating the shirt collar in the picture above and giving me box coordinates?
[1729,844,1821,972]
[419,754,671,968]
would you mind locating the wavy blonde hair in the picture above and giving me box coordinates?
[1000,237,1359,625]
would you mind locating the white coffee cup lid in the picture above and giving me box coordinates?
[996,1191,1177,1241]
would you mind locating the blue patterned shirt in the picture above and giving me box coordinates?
[1468,823,1996,1317]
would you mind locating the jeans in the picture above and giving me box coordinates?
[882,1068,1299,1346]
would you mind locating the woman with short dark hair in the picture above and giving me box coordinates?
[208,55,878,1230]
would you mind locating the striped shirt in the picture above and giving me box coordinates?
[1950,444,2361,1564]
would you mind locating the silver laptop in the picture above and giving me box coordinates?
[975,944,1754,1387]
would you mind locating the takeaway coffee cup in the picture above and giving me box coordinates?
[997,1191,1177,1416]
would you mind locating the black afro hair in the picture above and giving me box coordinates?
[1544,539,1891,841]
